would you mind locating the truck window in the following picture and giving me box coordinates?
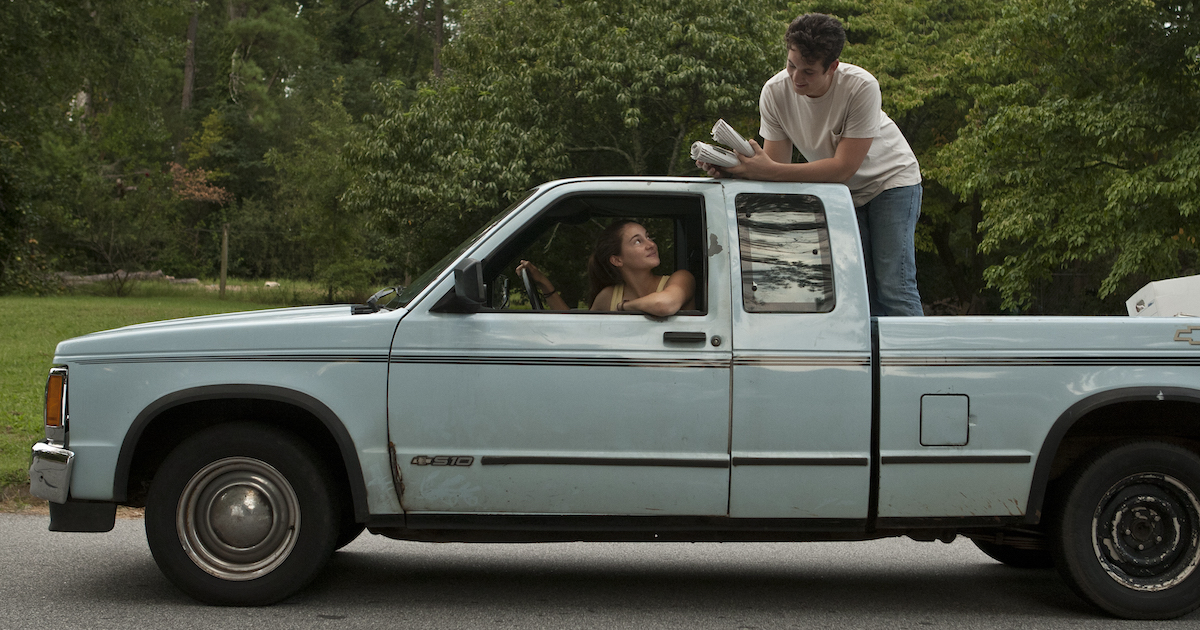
[735,193,835,313]
[485,193,707,314]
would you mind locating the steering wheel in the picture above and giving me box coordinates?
[519,268,544,311]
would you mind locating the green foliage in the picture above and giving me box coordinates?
[225,2,320,128]
[265,82,385,299]
[1,0,184,291]
[294,0,455,120]
[1,0,443,298]
[348,0,786,277]
[936,0,1200,312]
[4,0,1197,315]
[22,118,188,289]
[183,110,234,170]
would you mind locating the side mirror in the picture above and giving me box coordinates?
[453,257,486,305]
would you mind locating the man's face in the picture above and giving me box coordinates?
[786,47,839,98]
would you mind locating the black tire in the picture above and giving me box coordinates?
[972,538,1055,569]
[145,424,339,605]
[1053,441,1200,619]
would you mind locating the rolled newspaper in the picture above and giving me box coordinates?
[691,141,740,168]
[711,119,754,157]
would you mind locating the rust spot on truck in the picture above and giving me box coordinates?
[388,441,408,510]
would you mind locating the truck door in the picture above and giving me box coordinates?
[725,184,874,521]
[388,181,734,516]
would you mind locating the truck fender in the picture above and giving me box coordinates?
[112,384,369,522]
[1025,385,1200,523]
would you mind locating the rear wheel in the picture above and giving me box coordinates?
[1054,441,1200,619]
[145,424,338,605]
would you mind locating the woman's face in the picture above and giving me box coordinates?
[613,223,659,271]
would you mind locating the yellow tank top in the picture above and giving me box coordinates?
[610,276,670,310]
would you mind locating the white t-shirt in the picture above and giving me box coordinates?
[759,63,921,206]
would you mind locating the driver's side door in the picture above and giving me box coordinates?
[387,182,733,516]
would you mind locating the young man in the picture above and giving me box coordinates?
[699,13,923,316]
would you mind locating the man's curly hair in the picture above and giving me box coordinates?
[784,13,846,70]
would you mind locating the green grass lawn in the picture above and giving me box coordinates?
[0,295,281,494]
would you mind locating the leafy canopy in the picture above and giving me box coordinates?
[936,0,1200,310]
[348,0,787,275]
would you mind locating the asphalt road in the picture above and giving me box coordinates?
[4,512,1200,629]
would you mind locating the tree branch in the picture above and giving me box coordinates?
[666,122,689,176]
[348,0,376,21]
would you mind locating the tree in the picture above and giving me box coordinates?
[2,0,447,297]
[1,0,194,292]
[264,84,383,301]
[348,0,788,278]
[169,0,443,284]
[936,0,1200,313]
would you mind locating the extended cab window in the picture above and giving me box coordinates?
[736,193,835,313]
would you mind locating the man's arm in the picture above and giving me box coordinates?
[762,139,793,163]
[704,136,872,183]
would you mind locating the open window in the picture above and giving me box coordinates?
[480,193,708,314]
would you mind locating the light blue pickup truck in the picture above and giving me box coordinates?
[29,177,1200,618]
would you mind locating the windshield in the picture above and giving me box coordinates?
[387,189,538,308]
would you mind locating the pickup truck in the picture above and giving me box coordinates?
[28,176,1200,619]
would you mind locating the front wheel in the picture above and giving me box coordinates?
[1054,441,1200,619]
[145,424,339,605]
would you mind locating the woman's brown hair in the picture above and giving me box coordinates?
[586,220,637,306]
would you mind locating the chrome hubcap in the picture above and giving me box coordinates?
[177,457,300,581]
[210,485,274,548]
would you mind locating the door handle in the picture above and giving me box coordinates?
[663,332,707,343]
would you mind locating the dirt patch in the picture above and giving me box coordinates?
[1,484,48,515]
[0,483,143,518]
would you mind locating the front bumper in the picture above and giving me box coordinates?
[29,441,74,504]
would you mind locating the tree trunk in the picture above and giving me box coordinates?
[432,0,444,78]
[411,0,444,77]
[220,223,229,299]
[181,6,199,111]
[227,1,247,21]
[667,122,690,176]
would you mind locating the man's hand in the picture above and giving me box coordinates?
[699,137,872,184]
[696,140,777,180]
[727,139,778,180]
[695,159,726,178]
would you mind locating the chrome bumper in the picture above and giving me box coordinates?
[29,441,74,504]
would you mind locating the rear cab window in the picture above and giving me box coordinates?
[735,193,835,313]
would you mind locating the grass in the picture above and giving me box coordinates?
[80,275,354,305]
[0,289,291,507]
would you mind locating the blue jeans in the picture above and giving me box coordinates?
[855,184,923,317]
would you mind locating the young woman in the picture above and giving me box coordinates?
[515,220,695,316]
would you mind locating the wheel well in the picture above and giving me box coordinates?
[1046,401,1200,483]
[122,398,358,524]
[1027,398,1200,524]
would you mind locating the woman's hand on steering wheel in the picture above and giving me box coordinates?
[515,260,552,311]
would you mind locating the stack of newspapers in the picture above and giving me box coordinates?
[690,119,754,168]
